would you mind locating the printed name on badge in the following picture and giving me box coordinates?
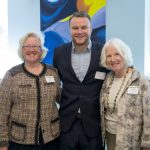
[45,76,55,83]
[127,86,139,94]
[95,71,106,80]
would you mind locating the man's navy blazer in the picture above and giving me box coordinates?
[53,41,107,138]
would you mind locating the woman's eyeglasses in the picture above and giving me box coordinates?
[22,45,41,51]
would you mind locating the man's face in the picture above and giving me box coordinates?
[70,17,92,47]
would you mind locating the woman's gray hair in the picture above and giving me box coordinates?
[18,32,48,61]
[100,38,133,69]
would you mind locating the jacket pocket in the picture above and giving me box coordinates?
[50,117,60,138]
[10,121,26,141]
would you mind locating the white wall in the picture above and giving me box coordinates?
[106,0,147,74]
[144,0,150,77]
[0,0,40,78]
[8,0,40,48]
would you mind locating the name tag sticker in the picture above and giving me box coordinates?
[95,71,106,80]
[45,76,55,83]
[127,86,139,95]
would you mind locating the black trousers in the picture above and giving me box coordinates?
[59,118,103,150]
[8,138,59,150]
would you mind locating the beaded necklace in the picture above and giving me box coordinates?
[106,67,129,113]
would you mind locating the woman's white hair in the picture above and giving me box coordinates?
[100,38,133,69]
[18,32,48,61]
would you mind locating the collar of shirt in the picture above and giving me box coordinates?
[71,40,92,54]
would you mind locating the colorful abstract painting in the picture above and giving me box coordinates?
[40,0,106,64]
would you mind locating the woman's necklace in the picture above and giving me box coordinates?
[106,68,129,113]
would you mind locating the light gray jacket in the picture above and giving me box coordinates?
[100,68,150,150]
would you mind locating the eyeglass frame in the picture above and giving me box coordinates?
[22,45,41,51]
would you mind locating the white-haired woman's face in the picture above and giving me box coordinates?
[105,46,126,76]
[22,36,42,64]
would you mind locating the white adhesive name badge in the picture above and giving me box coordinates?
[127,86,139,95]
[45,76,55,83]
[95,71,106,80]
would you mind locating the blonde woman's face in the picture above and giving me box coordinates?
[22,36,42,64]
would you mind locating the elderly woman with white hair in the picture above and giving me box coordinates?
[0,32,61,150]
[99,38,150,150]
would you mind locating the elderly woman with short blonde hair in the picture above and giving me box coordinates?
[0,32,61,150]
